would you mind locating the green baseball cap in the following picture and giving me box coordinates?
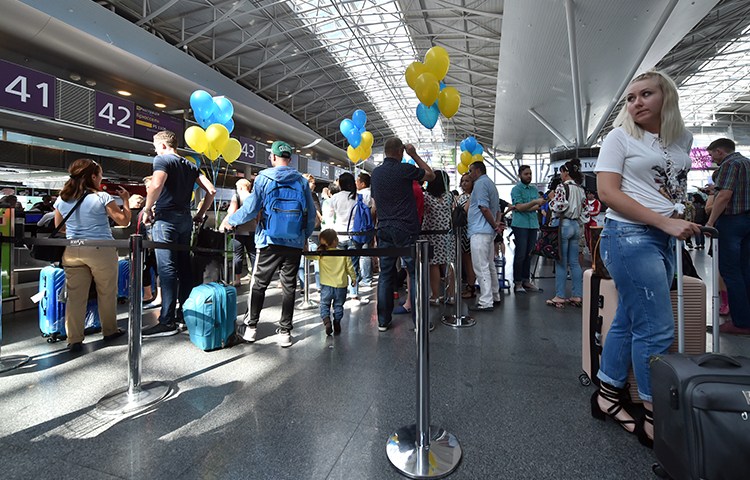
[271,140,293,158]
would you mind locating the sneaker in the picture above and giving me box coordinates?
[514,285,527,294]
[103,329,126,342]
[276,328,293,348]
[68,342,83,353]
[468,304,494,312]
[521,282,540,292]
[142,322,178,337]
[358,297,370,305]
[240,325,257,342]
[378,324,389,332]
[175,322,187,333]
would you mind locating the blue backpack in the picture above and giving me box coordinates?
[348,193,374,244]
[261,174,307,240]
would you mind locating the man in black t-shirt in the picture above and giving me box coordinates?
[142,130,216,336]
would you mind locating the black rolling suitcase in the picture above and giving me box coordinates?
[652,229,750,480]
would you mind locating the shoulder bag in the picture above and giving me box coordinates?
[29,192,89,264]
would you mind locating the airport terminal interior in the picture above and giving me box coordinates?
[2,1,750,479]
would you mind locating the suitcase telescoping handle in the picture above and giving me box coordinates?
[675,226,719,354]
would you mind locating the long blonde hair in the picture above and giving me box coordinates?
[613,70,685,147]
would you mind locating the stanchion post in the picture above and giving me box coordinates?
[0,239,30,374]
[386,240,462,479]
[442,230,475,328]
[675,239,685,354]
[297,254,318,310]
[97,234,171,415]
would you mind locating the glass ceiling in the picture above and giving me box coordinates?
[678,24,750,127]
[289,0,446,145]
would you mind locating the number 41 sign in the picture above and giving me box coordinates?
[0,59,56,118]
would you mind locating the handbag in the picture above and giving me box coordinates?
[589,226,611,279]
[451,203,468,228]
[532,225,561,260]
[29,192,89,264]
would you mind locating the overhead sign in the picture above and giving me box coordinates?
[238,135,257,164]
[0,59,56,118]
[95,91,134,136]
[134,105,184,141]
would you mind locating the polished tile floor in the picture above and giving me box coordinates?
[1,247,748,479]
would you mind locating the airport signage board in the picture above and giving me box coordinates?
[238,135,258,164]
[0,59,56,118]
[95,91,134,136]
[134,105,184,141]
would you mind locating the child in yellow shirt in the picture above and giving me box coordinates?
[315,229,356,335]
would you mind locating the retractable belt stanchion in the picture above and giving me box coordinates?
[441,230,474,328]
[297,255,317,310]
[97,234,172,415]
[702,226,720,352]
[386,240,462,479]
[675,238,685,354]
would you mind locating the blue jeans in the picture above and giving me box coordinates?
[152,211,193,325]
[716,213,750,328]
[320,285,347,322]
[377,227,417,327]
[359,238,373,285]
[555,219,583,299]
[512,227,537,284]
[597,219,675,402]
[298,239,320,290]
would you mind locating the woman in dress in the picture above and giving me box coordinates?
[421,170,455,303]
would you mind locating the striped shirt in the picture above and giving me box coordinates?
[715,152,750,215]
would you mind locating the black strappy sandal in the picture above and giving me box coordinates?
[638,408,654,449]
[590,382,638,434]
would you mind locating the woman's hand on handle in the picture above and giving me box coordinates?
[660,218,701,241]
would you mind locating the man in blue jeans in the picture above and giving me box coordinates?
[142,130,216,336]
[510,165,546,294]
[371,137,435,331]
[706,138,750,335]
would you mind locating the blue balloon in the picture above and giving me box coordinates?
[464,136,477,154]
[473,143,484,155]
[197,115,212,130]
[352,109,367,129]
[347,128,362,148]
[416,102,439,130]
[190,90,215,122]
[401,157,416,165]
[213,96,234,124]
[223,118,235,134]
[439,81,446,91]
[460,139,467,152]
[340,118,356,137]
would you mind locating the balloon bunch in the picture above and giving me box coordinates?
[405,46,461,130]
[184,90,242,164]
[340,109,373,163]
[457,136,484,174]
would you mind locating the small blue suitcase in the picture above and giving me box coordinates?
[183,283,237,351]
[39,266,67,342]
[39,267,102,341]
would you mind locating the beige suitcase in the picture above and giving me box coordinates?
[580,268,706,402]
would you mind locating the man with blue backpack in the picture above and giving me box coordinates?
[226,140,315,348]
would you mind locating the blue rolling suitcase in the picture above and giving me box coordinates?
[183,283,237,351]
[38,268,102,342]
[117,259,129,302]
[39,266,66,342]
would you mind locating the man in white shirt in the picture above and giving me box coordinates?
[356,172,375,287]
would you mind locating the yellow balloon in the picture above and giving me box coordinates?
[457,163,469,175]
[184,125,208,153]
[360,131,374,149]
[205,123,229,152]
[405,61,427,90]
[360,146,372,161]
[472,153,484,163]
[460,150,473,166]
[205,146,220,161]
[424,46,450,80]
[414,72,440,106]
[185,155,198,165]
[438,87,461,118]
[347,145,359,162]
[222,138,242,163]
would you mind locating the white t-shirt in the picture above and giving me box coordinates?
[325,190,357,242]
[358,187,372,207]
[594,127,693,223]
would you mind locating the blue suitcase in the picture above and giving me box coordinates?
[117,259,129,301]
[183,283,237,351]
[39,266,66,342]
[38,268,102,342]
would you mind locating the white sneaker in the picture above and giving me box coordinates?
[358,297,370,305]
[241,325,257,342]
[276,328,292,348]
